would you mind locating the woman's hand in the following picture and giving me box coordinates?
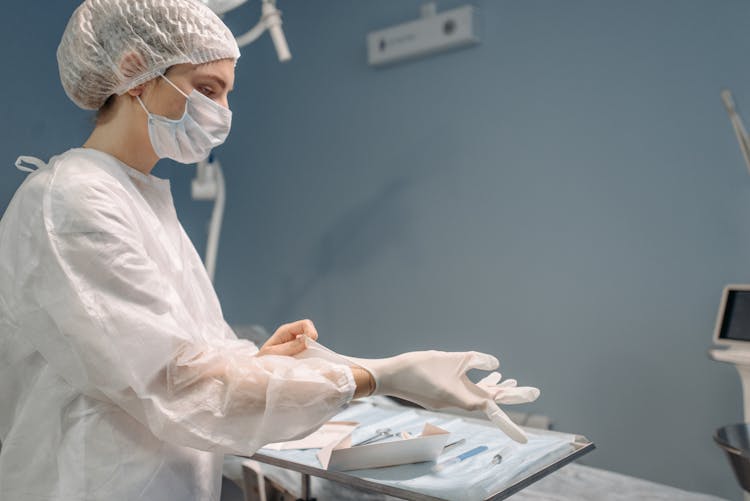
[258,319,318,357]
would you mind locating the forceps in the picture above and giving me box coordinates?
[353,428,394,446]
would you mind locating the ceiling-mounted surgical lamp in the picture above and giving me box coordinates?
[200,0,291,62]
[192,0,290,282]
[722,90,750,176]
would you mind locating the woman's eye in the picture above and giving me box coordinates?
[199,86,213,96]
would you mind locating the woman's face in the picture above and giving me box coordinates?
[139,59,235,119]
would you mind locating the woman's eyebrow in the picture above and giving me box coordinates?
[196,74,231,92]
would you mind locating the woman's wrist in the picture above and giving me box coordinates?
[351,366,376,398]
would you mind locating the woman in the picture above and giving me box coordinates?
[0,1,538,499]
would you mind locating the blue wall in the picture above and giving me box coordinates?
[1,1,748,499]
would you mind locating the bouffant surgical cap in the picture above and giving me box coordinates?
[57,0,240,110]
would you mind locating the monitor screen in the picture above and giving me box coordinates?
[719,290,750,342]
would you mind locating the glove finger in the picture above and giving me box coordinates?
[496,386,540,404]
[462,375,500,404]
[484,401,528,444]
[477,372,502,386]
[498,378,517,388]
[463,352,499,372]
[478,386,501,400]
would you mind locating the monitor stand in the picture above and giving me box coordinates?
[710,348,750,420]
[709,347,750,501]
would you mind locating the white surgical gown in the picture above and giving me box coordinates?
[0,148,355,500]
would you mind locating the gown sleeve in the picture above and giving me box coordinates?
[30,170,355,454]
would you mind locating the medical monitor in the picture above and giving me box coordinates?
[714,285,750,345]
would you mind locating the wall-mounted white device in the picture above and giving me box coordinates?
[367,3,479,67]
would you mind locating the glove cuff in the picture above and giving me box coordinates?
[344,357,382,395]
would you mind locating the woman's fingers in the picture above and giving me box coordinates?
[259,319,319,356]
[258,337,307,357]
[264,319,318,350]
[281,318,317,339]
[273,319,318,343]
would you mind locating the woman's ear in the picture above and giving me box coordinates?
[120,50,150,98]
[119,50,148,79]
[127,84,146,97]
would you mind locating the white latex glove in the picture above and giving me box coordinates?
[477,371,541,405]
[347,351,540,443]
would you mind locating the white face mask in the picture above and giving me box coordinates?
[136,74,232,164]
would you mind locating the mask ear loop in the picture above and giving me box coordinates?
[135,95,151,116]
[159,74,190,99]
[135,72,190,117]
